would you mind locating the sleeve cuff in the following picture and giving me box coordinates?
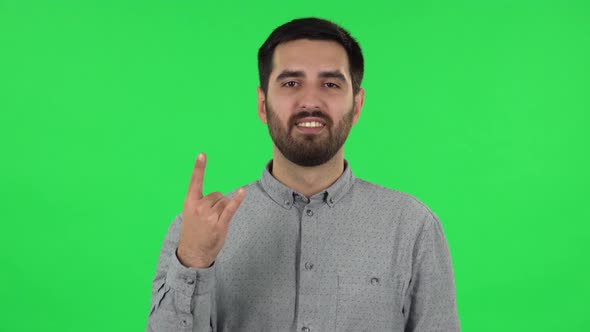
[166,249,216,296]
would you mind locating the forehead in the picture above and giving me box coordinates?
[271,39,350,76]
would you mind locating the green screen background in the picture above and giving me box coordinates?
[1,0,588,331]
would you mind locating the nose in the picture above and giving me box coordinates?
[297,85,322,111]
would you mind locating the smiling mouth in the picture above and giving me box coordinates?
[292,116,328,135]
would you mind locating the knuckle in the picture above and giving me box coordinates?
[203,192,221,203]
[194,204,206,215]
[206,213,219,223]
[211,191,223,199]
[217,199,228,208]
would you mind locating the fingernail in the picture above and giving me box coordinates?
[198,153,204,161]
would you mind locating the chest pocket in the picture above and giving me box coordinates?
[335,273,405,331]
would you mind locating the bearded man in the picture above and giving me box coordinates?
[146,17,460,332]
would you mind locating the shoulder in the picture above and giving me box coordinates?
[352,177,439,225]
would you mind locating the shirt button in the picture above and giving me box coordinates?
[187,278,195,285]
[329,197,334,204]
[370,277,380,285]
[301,327,310,332]
[304,262,314,270]
[285,200,291,206]
[306,209,313,216]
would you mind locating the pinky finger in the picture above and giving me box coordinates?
[218,188,246,226]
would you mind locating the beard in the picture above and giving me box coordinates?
[265,101,354,167]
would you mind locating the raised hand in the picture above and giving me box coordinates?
[177,153,246,268]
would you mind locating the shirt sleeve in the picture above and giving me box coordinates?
[146,213,217,332]
[403,209,461,332]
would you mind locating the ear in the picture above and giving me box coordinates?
[257,86,268,124]
[352,88,365,125]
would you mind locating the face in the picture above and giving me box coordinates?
[257,39,365,167]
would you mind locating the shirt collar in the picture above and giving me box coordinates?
[259,159,355,209]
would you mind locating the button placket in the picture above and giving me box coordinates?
[301,205,317,273]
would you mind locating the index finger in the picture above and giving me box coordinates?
[186,153,206,201]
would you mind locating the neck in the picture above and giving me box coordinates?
[270,145,345,198]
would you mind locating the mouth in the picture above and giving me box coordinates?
[294,118,327,135]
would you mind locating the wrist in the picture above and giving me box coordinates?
[176,247,214,268]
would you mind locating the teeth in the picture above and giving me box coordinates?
[297,121,324,128]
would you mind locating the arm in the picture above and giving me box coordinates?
[403,210,461,332]
[146,213,217,332]
[146,153,245,331]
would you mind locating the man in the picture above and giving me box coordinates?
[146,17,460,332]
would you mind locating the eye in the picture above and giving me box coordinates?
[324,82,339,88]
[282,81,299,87]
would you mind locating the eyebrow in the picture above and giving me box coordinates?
[275,70,348,83]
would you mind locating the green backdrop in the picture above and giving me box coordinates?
[1,0,588,331]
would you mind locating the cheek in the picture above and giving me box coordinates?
[272,95,297,110]
[268,98,295,118]
[266,102,289,124]
[328,98,353,115]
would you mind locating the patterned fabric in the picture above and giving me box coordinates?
[146,159,460,332]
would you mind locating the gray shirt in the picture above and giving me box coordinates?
[146,160,460,332]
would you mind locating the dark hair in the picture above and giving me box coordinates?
[258,17,364,96]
